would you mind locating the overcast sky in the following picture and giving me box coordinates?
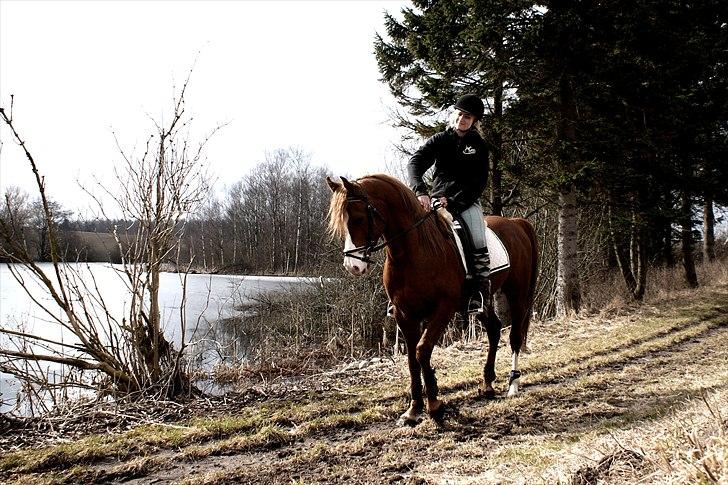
[0,0,410,215]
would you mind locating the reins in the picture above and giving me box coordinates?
[343,191,436,264]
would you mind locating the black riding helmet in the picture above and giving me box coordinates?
[454,94,484,120]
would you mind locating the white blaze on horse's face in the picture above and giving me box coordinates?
[343,214,368,276]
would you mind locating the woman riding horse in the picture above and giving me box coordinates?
[327,95,537,425]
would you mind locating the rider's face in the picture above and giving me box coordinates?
[455,110,475,131]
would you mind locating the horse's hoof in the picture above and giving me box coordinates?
[478,386,497,400]
[396,412,424,427]
[427,399,446,423]
[426,399,443,415]
[428,402,447,423]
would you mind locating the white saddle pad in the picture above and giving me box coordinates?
[485,226,510,274]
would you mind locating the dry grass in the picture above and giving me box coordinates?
[554,388,728,485]
[578,258,728,316]
[178,280,728,484]
[646,389,727,484]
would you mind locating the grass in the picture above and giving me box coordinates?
[0,388,399,481]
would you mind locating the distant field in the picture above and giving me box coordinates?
[68,231,123,262]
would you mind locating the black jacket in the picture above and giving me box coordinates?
[407,128,489,214]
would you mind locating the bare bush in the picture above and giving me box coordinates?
[0,74,218,411]
[197,268,390,383]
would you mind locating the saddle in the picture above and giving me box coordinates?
[438,209,511,279]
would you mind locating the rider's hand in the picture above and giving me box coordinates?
[417,195,431,212]
[430,197,448,211]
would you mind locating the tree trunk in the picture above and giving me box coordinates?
[218,224,225,267]
[609,206,647,300]
[556,186,581,315]
[294,209,302,273]
[703,194,715,262]
[609,206,637,295]
[149,245,162,378]
[150,144,165,379]
[633,222,647,300]
[200,219,207,270]
[555,75,581,316]
[232,216,238,264]
[662,217,675,267]
[655,190,675,267]
[680,187,699,287]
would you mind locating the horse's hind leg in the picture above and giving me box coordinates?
[478,305,502,399]
[506,295,531,398]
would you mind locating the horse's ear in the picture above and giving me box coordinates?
[326,176,342,193]
[340,176,356,192]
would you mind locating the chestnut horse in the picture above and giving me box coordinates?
[327,174,538,425]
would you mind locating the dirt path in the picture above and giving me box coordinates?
[3,285,728,484]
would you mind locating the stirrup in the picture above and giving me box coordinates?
[386,301,395,317]
[467,291,486,315]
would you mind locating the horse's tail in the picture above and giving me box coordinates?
[517,218,539,347]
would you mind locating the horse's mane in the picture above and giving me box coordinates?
[327,173,453,258]
[327,185,349,240]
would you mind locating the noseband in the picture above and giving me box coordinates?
[343,188,436,264]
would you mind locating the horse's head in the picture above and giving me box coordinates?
[326,176,385,276]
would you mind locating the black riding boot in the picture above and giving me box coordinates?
[468,246,491,314]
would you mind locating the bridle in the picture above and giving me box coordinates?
[343,188,436,264]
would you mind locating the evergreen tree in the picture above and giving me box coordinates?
[375,0,537,215]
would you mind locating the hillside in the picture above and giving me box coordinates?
[1,284,727,484]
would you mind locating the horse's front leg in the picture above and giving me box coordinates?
[416,304,455,417]
[396,314,425,426]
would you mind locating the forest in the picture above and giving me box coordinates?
[0,147,336,275]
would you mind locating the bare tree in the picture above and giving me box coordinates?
[0,186,31,261]
[27,198,73,261]
[608,203,648,301]
[222,181,245,268]
[216,148,322,275]
[0,74,218,403]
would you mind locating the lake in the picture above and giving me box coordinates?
[0,262,317,413]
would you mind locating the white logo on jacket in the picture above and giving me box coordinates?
[463,145,476,155]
